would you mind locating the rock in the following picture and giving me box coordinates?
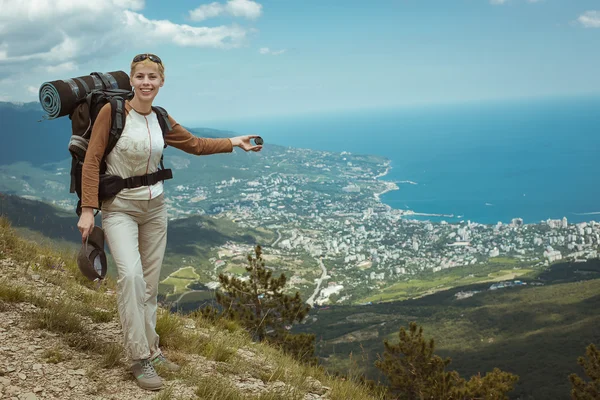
[31,275,41,281]
[68,369,86,376]
[69,380,77,389]
[6,366,16,373]
[305,376,326,395]
[33,387,43,393]
[17,373,26,380]
[32,364,42,371]
[304,394,322,400]
[22,393,39,400]
[237,348,256,359]
[272,381,286,389]
[6,384,19,394]
[0,377,10,385]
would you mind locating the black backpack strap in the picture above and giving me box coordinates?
[122,169,173,189]
[152,106,172,143]
[153,106,171,170]
[105,97,126,159]
[70,158,79,194]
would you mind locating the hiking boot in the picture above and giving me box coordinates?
[131,358,163,391]
[151,352,181,372]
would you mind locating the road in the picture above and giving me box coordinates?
[174,290,202,308]
[272,229,282,247]
[306,257,327,306]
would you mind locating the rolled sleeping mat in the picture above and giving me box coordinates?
[39,71,131,119]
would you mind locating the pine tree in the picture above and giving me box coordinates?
[461,369,520,400]
[212,245,316,364]
[375,322,518,400]
[569,344,600,399]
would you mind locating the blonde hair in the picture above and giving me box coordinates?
[130,58,165,81]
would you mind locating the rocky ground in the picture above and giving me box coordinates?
[0,257,335,400]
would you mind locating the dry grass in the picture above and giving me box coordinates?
[194,373,245,400]
[63,332,106,353]
[0,279,28,302]
[28,301,85,334]
[0,216,383,400]
[0,218,39,262]
[156,309,187,350]
[257,364,287,384]
[86,307,115,323]
[215,317,243,334]
[203,334,237,363]
[42,346,71,364]
[0,277,47,310]
[100,342,124,369]
[151,385,175,400]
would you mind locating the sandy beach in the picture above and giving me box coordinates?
[373,163,400,202]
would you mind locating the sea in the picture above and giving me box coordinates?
[209,95,600,225]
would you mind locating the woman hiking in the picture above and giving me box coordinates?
[76,53,262,390]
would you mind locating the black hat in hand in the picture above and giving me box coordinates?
[77,226,107,281]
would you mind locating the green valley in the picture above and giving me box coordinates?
[295,259,600,399]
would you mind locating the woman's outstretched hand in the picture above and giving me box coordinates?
[77,208,95,242]
[230,135,263,152]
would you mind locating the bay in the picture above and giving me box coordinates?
[208,95,600,224]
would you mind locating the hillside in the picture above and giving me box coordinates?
[296,260,600,399]
[0,217,380,400]
[0,193,276,283]
[0,193,282,315]
[0,102,71,166]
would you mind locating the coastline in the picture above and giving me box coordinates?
[368,158,568,225]
[371,163,456,220]
[373,162,400,203]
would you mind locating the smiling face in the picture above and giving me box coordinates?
[130,60,164,104]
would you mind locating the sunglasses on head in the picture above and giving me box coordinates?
[132,53,162,64]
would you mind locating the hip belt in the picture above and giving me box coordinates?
[99,169,173,201]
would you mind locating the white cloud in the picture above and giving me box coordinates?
[227,0,263,19]
[578,11,600,28]
[190,0,263,21]
[259,47,286,55]
[122,11,248,48]
[44,62,78,74]
[0,0,252,81]
[190,2,224,21]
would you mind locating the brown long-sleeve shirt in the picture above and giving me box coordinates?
[81,101,233,209]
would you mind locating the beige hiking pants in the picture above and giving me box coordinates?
[101,194,167,361]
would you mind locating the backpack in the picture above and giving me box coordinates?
[68,88,173,216]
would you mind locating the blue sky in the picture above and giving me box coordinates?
[0,0,599,124]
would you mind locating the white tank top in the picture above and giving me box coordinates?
[104,108,165,201]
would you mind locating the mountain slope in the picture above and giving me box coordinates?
[0,102,71,166]
[0,194,275,282]
[297,263,600,399]
[0,217,379,400]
